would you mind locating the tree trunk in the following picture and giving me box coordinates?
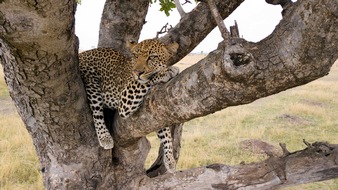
[98,0,149,54]
[0,0,337,189]
[0,1,112,189]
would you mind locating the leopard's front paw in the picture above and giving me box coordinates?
[149,66,180,85]
[98,133,114,149]
[168,66,180,78]
[160,66,180,83]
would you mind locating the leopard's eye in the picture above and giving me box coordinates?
[148,53,158,59]
[132,48,139,56]
[132,52,138,57]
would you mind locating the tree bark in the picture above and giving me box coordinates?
[139,142,338,189]
[0,0,337,189]
[0,1,113,189]
[98,0,149,54]
[207,0,231,43]
[230,20,240,38]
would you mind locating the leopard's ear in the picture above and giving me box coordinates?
[166,42,179,54]
[127,39,137,50]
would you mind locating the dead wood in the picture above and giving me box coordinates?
[139,141,338,190]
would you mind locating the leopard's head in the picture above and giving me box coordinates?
[128,39,179,84]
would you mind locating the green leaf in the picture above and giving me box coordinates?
[157,0,176,16]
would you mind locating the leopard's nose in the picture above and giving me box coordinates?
[133,70,145,76]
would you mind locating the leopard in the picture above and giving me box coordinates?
[79,39,180,173]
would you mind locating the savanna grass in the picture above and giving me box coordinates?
[0,65,9,97]
[0,113,44,190]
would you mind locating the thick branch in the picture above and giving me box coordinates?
[160,0,245,64]
[114,0,338,146]
[98,0,149,54]
[139,142,338,189]
[0,1,113,189]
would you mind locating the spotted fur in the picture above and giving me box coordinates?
[79,39,179,173]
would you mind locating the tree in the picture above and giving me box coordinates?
[0,0,337,189]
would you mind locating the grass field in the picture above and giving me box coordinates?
[0,67,44,189]
[1,57,338,190]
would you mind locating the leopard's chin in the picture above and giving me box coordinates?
[136,70,159,83]
[136,78,150,84]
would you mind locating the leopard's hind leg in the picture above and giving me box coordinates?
[84,77,114,149]
[157,127,176,173]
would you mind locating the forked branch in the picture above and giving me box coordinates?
[156,23,173,38]
[160,0,245,64]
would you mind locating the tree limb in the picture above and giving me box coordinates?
[139,142,338,189]
[114,0,338,146]
[160,0,245,64]
[155,23,172,38]
[207,0,231,44]
[174,0,186,17]
[0,1,106,189]
[98,0,150,54]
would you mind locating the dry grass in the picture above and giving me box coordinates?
[0,65,44,190]
[175,54,207,71]
[0,65,9,98]
[0,113,44,190]
[1,58,338,189]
